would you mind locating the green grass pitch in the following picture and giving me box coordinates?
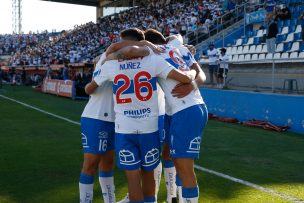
[0,85,303,203]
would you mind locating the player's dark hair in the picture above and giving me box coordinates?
[120,28,145,41]
[144,29,166,45]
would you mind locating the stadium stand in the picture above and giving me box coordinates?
[2,0,241,66]
[200,1,304,63]
[0,32,57,56]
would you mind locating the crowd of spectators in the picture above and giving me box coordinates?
[2,0,242,67]
[0,32,53,56]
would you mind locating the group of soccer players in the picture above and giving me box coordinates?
[79,27,208,203]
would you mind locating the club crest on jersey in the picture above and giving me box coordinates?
[119,62,141,70]
[166,50,188,71]
[182,52,193,66]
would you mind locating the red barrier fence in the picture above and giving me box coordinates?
[42,79,75,99]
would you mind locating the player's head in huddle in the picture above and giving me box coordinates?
[120,28,145,41]
[144,28,166,45]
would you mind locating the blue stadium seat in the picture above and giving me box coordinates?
[283,42,292,52]
[276,34,287,43]
[294,32,302,41]
[246,31,253,38]
[242,38,249,45]
[300,42,304,51]
[278,21,284,28]
[289,26,296,33]
[291,0,297,5]
[290,19,298,27]
[283,20,291,27]
[253,37,261,45]
[293,7,300,18]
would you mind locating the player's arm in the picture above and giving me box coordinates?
[167,68,196,84]
[155,55,196,83]
[184,44,196,55]
[85,63,110,95]
[191,62,206,86]
[107,46,150,61]
[85,80,98,95]
[171,46,206,98]
[171,63,206,98]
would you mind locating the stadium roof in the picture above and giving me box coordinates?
[41,0,114,7]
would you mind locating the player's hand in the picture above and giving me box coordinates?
[171,83,194,98]
[185,44,196,55]
[151,45,164,55]
[141,40,164,55]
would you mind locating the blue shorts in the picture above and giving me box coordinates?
[169,104,208,159]
[115,131,161,171]
[81,117,115,154]
[163,114,172,145]
[158,115,165,143]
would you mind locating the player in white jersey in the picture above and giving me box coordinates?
[144,29,208,203]
[79,53,116,203]
[84,28,197,203]
[107,29,208,203]
[105,36,185,203]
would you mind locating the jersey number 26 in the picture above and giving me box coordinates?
[114,71,153,104]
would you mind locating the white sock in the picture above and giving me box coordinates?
[178,186,183,203]
[176,175,183,203]
[154,161,162,199]
[99,171,116,203]
[182,186,199,203]
[79,173,94,203]
[183,197,198,203]
[164,161,177,203]
[79,183,94,203]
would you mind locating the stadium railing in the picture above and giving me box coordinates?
[185,2,265,46]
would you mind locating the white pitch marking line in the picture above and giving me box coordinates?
[0,94,80,126]
[0,94,303,203]
[194,165,303,203]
